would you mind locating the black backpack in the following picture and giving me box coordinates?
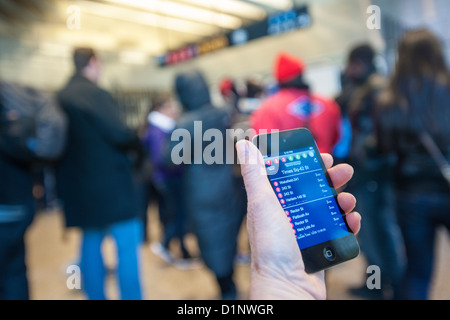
[0,81,67,162]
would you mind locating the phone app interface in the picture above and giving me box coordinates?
[264,147,351,250]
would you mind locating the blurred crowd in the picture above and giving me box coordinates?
[0,28,449,300]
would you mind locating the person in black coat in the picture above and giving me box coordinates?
[376,29,450,300]
[337,44,403,300]
[56,48,143,300]
[170,70,245,299]
[0,81,66,299]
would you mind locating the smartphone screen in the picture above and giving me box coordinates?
[263,146,352,250]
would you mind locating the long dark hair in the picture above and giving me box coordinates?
[388,29,450,107]
[378,29,450,153]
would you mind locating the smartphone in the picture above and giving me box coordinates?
[252,128,359,273]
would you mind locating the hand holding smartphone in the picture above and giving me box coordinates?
[252,128,360,274]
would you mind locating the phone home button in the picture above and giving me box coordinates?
[323,247,336,261]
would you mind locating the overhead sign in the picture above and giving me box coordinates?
[156,6,311,67]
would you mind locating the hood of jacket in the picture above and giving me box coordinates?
[175,70,211,111]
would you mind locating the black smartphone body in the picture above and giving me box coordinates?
[252,128,359,273]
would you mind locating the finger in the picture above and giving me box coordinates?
[320,153,333,169]
[337,192,356,214]
[327,163,354,189]
[345,211,361,234]
[236,139,274,199]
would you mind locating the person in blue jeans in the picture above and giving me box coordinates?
[0,82,66,299]
[57,48,144,300]
[377,29,450,299]
[0,133,36,300]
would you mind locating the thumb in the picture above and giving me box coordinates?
[236,139,304,272]
[235,139,274,200]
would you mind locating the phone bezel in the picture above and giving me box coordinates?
[252,128,359,273]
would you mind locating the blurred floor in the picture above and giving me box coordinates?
[25,207,450,300]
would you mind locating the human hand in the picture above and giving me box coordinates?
[235,139,361,300]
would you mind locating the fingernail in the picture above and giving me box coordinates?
[236,139,249,164]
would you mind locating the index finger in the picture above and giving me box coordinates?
[321,153,354,189]
[321,153,333,169]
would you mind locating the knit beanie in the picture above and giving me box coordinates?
[275,52,306,84]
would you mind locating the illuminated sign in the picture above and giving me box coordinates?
[157,6,310,67]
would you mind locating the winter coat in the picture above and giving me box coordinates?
[56,74,140,229]
[170,70,243,277]
[250,88,341,154]
[377,77,450,194]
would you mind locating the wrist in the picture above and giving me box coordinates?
[249,262,326,300]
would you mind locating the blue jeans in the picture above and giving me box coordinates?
[0,204,34,300]
[396,191,450,300]
[80,218,143,300]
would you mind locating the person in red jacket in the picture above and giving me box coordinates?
[251,52,342,154]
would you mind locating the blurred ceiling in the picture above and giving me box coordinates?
[0,0,304,57]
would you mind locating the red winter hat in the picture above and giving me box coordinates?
[219,77,234,97]
[275,52,306,83]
